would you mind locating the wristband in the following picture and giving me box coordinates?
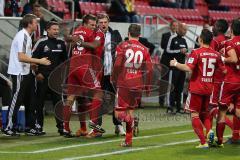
[174,62,178,67]
[221,56,225,63]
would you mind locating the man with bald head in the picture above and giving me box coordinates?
[165,22,188,114]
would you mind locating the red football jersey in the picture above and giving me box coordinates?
[69,26,97,74]
[224,36,240,83]
[186,47,224,95]
[113,39,153,89]
[72,26,95,56]
[94,29,105,59]
[210,34,228,83]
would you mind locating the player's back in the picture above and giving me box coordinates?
[114,39,151,89]
[210,34,228,83]
[224,36,240,83]
[188,47,222,95]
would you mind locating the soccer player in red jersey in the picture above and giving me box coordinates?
[170,29,225,148]
[112,24,153,147]
[208,19,233,138]
[63,14,104,137]
[217,19,240,146]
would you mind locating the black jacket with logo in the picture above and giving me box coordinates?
[32,36,68,77]
[162,34,188,67]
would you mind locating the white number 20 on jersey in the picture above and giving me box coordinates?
[202,58,216,77]
[125,49,143,69]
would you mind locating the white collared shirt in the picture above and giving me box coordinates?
[104,31,112,76]
[8,29,32,75]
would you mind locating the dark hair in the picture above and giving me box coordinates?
[170,20,178,27]
[46,21,59,30]
[97,13,110,22]
[82,14,97,25]
[33,4,41,9]
[200,29,213,45]
[215,19,228,34]
[231,19,240,36]
[21,14,37,28]
[128,24,141,38]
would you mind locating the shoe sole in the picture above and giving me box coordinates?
[89,123,105,133]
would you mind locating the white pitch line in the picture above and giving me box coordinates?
[61,134,231,160]
[61,139,199,160]
[0,129,193,154]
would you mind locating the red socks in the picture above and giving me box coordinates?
[232,115,240,141]
[126,119,133,144]
[192,116,206,145]
[216,122,225,144]
[200,112,211,136]
[63,105,71,132]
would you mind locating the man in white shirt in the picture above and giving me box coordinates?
[4,14,50,136]
[97,14,126,136]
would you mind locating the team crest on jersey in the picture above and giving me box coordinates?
[57,44,61,49]
[44,45,50,52]
[188,58,194,64]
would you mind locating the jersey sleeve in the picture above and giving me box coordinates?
[95,32,104,41]
[210,39,218,51]
[216,54,226,73]
[225,40,235,53]
[112,45,125,83]
[144,50,153,86]
[186,50,198,70]
[17,33,27,53]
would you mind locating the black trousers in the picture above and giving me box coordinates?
[35,77,63,130]
[169,69,186,112]
[101,75,121,126]
[0,83,11,106]
[6,74,33,130]
[158,69,170,107]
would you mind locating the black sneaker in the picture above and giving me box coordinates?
[35,124,46,136]
[3,129,20,137]
[133,117,139,137]
[89,121,105,133]
[166,107,174,114]
[62,130,74,138]
[25,129,39,136]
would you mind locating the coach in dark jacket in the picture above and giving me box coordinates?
[159,21,178,107]
[31,21,68,135]
[166,23,188,114]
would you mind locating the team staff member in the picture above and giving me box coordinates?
[4,14,50,136]
[31,21,68,135]
[166,23,188,114]
[96,14,126,136]
[159,20,178,108]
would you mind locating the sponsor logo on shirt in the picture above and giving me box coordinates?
[44,45,50,52]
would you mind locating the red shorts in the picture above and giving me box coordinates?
[219,82,240,109]
[67,65,101,95]
[209,82,223,106]
[185,93,210,113]
[115,87,142,111]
